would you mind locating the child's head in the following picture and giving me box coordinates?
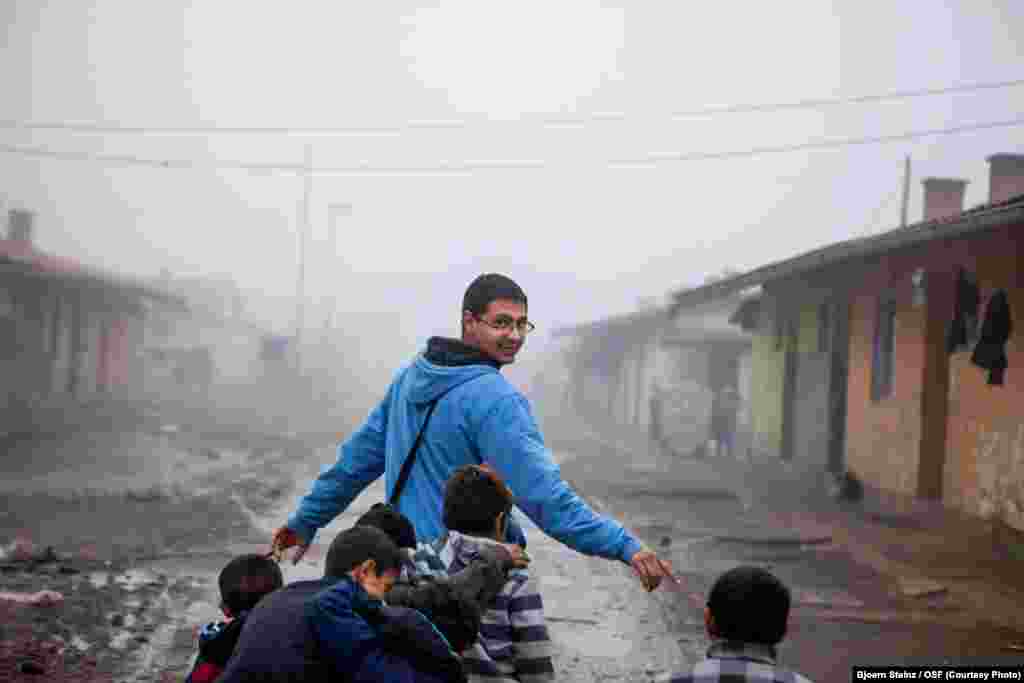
[325,525,404,599]
[218,554,284,618]
[443,464,513,540]
[355,503,418,550]
[705,566,791,646]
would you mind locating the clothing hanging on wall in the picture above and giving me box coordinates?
[970,289,1013,385]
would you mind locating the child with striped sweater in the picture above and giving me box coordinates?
[436,465,555,683]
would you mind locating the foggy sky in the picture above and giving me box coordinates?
[2,1,1023,380]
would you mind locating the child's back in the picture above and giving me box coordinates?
[438,532,553,683]
[668,565,815,683]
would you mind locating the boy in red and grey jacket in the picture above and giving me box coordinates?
[185,553,284,683]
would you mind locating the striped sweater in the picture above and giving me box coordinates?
[436,531,555,683]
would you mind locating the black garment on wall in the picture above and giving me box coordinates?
[970,289,1013,385]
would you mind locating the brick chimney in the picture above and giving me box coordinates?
[986,153,1024,204]
[7,209,34,245]
[922,177,968,222]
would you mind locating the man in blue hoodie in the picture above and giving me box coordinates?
[273,273,675,591]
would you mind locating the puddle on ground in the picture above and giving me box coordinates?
[110,630,135,650]
[114,568,161,591]
[70,635,91,652]
[89,571,110,588]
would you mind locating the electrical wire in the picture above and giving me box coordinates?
[608,117,1024,167]
[2,117,1023,175]
[0,79,1021,136]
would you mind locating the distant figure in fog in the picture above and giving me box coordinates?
[668,565,814,683]
[185,553,284,683]
[272,273,676,593]
[649,381,667,454]
[710,385,740,459]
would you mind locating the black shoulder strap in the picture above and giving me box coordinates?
[388,398,442,506]
[388,372,493,507]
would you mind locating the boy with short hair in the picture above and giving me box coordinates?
[669,565,814,683]
[438,465,554,683]
[185,553,284,683]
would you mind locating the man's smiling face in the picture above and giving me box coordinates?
[462,299,529,365]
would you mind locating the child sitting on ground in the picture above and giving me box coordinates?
[219,524,465,682]
[668,565,814,683]
[437,465,554,683]
[185,553,284,683]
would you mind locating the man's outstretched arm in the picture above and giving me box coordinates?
[274,397,389,559]
[479,394,676,591]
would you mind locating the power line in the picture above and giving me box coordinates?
[608,117,1024,167]
[666,78,1024,120]
[2,116,1023,175]
[1,79,1022,136]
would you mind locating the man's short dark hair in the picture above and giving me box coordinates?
[324,525,405,579]
[462,273,528,318]
[218,554,284,614]
[355,503,417,549]
[707,566,791,645]
[443,465,514,536]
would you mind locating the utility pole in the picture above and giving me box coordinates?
[900,155,911,228]
[294,143,313,376]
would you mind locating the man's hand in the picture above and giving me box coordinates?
[270,526,309,565]
[630,546,678,592]
[501,543,531,570]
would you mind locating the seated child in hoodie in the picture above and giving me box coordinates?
[218,525,465,683]
[307,524,468,683]
[354,502,526,653]
[185,553,284,683]
[438,465,554,683]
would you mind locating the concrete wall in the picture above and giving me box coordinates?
[844,219,1024,533]
[846,254,928,496]
[942,225,1024,531]
[749,323,785,458]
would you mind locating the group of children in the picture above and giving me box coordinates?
[185,464,813,683]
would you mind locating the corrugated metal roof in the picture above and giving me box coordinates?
[550,307,668,339]
[0,238,185,305]
[668,193,1024,315]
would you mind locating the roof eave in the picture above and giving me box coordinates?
[668,199,1024,315]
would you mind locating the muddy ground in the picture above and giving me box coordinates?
[0,428,310,683]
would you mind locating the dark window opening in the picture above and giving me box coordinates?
[871,298,896,401]
[818,302,832,353]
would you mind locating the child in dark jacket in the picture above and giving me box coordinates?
[185,553,284,683]
[219,525,465,683]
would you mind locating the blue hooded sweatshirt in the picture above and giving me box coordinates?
[287,337,642,564]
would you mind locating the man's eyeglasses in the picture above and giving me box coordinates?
[474,315,536,335]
